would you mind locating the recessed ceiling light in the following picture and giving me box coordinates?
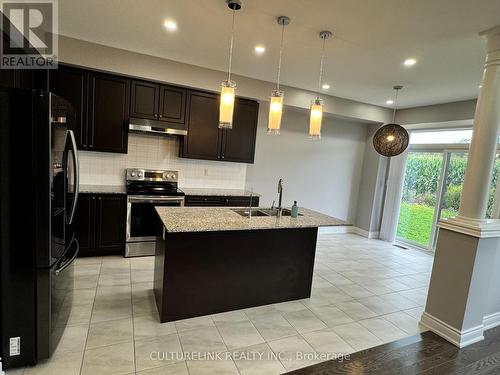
[403,58,417,67]
[322,84,330,90]
[163,20,177,31]
[479,84,483,88]
[254,45,266,55]
[386,100,394,105]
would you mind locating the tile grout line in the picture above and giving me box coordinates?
[78,258,102,375]
[210,316,242,375]
[129,259,137,374]
[356,316,408,343]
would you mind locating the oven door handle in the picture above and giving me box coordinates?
[126,200,132,241]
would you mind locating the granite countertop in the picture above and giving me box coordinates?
[181,188,260,197]
[156,206,350,233]
[78,184,126,194]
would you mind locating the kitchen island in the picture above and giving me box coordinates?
[153,206,349,322]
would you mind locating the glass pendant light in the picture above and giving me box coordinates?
[373,86,410,157]
[309,30,332,140]
[219,0,241,129]
[267,16,290,135]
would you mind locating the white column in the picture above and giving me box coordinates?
[459,26,500,220]
[422,26,500,349]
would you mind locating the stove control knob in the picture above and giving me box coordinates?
[137,172,143,178]
[168,173,176,179]
[130,171,136,177]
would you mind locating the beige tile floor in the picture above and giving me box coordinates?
[11,232,432,375]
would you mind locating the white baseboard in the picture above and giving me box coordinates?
[319,226,380,239]
[483,311,500,330]
[420,312,484,348]
[351,227,380,239]
[318,226,351,234]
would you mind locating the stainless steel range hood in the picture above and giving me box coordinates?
[129,118,187,136]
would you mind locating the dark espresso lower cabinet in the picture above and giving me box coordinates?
[185,195,259,207]
[74,193,126,257]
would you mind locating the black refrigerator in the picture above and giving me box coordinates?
[0,86,80,370]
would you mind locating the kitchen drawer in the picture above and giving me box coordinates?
[224,196,259,207]
[185,195,225,206]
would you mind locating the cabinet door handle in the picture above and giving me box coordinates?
[159,114,162,118]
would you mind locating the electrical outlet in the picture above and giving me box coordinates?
[9,337,20,356]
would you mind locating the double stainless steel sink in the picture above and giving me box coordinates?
[232,208,302,218]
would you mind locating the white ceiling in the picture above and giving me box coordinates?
[58,0,500,108]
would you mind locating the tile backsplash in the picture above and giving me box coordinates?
[78,133,247,189]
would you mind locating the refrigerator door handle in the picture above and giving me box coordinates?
[67,130,79,225]
[55,238,79,275]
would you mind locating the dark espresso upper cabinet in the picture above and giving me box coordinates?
[0,69,40,90]
[47,65,130,153]
[180,92,259,163]
[88,73,130,153]
[159,85,186,124]
[182,91,221,161]
[49,66,88,148]
[3,62,258,160]
[221,98,259,163]
[130,80,159,120]
[130,80,187,125]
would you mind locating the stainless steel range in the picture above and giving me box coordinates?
[125,168,185,257]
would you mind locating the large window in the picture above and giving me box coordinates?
[409,129,472,145]
[397,152,443,248]
[396,129,500,251]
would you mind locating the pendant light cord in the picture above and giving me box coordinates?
[227,8,236,82]
[276,23,285,91]
[392,88,399,123]
[317,36,327,97]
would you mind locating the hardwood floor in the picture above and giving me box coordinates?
[286,326,500,374]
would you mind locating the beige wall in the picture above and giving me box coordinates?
[396,99,476,125]
[59,35,391,124]
[354,127,388,233]
[245,106,367,221]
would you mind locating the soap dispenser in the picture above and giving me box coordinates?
[291,201,299,218]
